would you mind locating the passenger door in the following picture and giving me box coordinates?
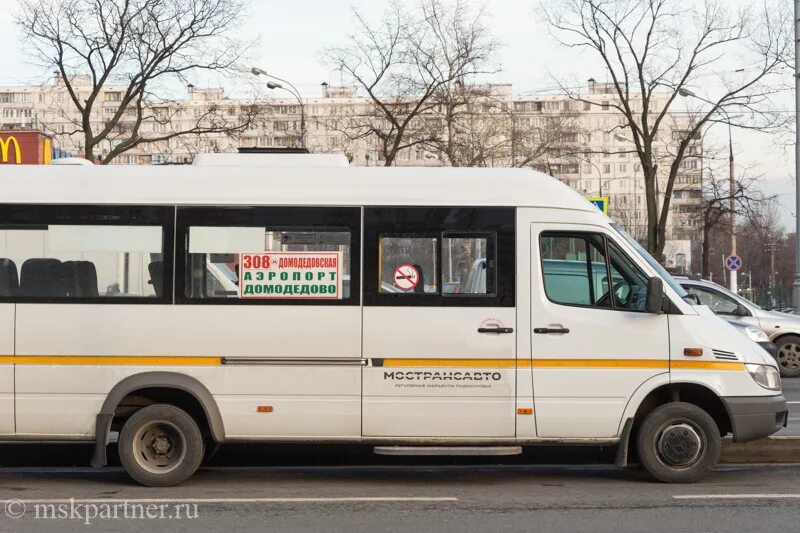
[0,304,13,434]
[362,207,518,438]
[529,223,669,438]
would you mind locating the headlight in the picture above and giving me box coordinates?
[745,363,781,391]
[744,326,770,343]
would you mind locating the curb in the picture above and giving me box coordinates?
[720,436,800,463]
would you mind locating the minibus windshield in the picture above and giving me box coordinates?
[610,223,692,303]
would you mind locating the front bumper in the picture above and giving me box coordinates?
[722,394,787,443]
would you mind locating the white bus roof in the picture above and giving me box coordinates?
[0,164,594,210]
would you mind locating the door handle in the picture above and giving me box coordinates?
[477,326,514,334]
[534,327,570,334]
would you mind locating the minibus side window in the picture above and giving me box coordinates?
[175,206,360,306]
[363,207,514,307]
[540,231,651,312]
[442,235,494,296]
[377,233,496,296]
[0,205,173,304]
[378,237,438,294]
[186,227,353,300]
[539,233,611,308]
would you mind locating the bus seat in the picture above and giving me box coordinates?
[0,258,19,297]
[148,261,163,297]
[19,258,68,297]
[64,261,99,298]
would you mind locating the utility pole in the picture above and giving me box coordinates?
[793,0,800,312]
[728,121,736,294]
[767,242,778,293]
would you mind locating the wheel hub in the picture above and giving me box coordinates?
[151,435,172,455]
[132,420,186,474]
[658,423,702,466]
[777,343,800,370]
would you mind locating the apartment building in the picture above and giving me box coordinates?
[0,76,702,258]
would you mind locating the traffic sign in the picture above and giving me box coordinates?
[586,196,608,214]
[393,264,420,291]
[725,254,743,271]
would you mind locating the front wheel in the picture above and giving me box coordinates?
[636,402,720,483]
[118,404,204,487]
[775,335,800,377]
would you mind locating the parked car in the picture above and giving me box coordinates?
[724,318,776,358]
[678,276,799,377]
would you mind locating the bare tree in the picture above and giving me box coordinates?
[542,0,791,256]
[731,200,789,304]
[325,0,497,166]
[17,0,256,164]
[691,159,772,278]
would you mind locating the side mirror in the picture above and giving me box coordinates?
[734,304,751,317]
[645,277,664,314]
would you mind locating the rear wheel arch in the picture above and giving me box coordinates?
[771,331,800,345]
[90,372,225,468]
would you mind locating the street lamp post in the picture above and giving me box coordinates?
[678,88,736,293]
[250,67,306,148]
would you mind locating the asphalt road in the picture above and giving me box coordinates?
[0,464,798,532]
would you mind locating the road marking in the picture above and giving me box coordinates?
[674,494,800,500]
[786,401,800,404]
[0,497,458,504]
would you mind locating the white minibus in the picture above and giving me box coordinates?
[0,157,786,486]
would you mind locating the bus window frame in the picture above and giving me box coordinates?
[363,206,515,308]
[0,204,175,305]
[175,205,361,306]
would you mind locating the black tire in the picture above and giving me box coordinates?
[775,335,800,378]
[636,402,720,483]
[118,404,204,487]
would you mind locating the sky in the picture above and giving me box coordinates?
[0,0,796,234]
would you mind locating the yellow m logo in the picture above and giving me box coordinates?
[0,136,22,164]
[42,138,51,165]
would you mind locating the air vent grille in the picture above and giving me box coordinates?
[712,349,738,361]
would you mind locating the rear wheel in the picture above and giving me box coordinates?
[775,335,800,377]
[118,404,204,487]
[636,402,720,483]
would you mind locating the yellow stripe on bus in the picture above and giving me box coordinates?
[0,356,222,366]
[532,359,669,369]
[0,356,743,371]
[380,358,669,369]
[382,358,518,368]
[379,358,743,371]
[670,360,744,371]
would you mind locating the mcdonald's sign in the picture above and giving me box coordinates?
[0,135,21,164]
[0,130,54,164]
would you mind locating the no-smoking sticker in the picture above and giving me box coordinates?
[393,264,420,291]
